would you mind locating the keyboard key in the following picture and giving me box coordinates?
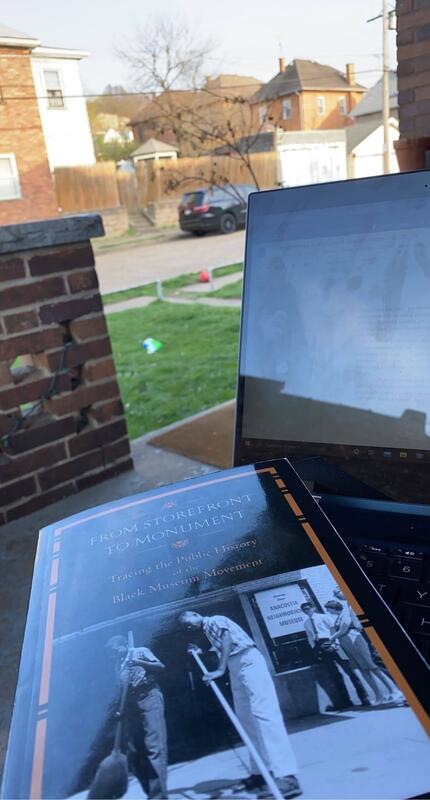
[358,553,388,576]
[372,581,399,605]
[364,544,390,555]
[389,559,423,581]
[394,548,424,560]
[409,608,430,637]
[401,583,430,607]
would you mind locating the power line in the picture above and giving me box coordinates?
[0,69,384,103]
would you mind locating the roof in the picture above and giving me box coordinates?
[213,131,275,155]
[278,129,346,146]
[205,74,262,98]
[349,71,398,118]
[0,22,40,48]
[346,116,398,153]
[254,59,366,102]
[31,45,89,60]
[131,138,179,157]
[129,74,263,125]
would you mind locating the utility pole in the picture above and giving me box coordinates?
[367,2,394,174]
[382,0,390,173]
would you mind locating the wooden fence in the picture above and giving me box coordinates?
[54,152,278,214]
[54,162,120,212]
[137,152,278,205]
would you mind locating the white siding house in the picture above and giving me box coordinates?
[31,47,95,169]
[346,118,399,179]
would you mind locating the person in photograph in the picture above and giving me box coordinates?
[106,635,168,799]
[300,602,371,709]
[178,610,302,799]
[324,600,404,704]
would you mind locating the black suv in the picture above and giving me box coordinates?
[178,183,255,235]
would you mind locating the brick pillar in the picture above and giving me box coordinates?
[0,215,133,524]
[395,0,430,170]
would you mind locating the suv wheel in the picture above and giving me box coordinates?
[219,213,237,234]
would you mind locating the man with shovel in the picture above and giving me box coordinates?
[179,611,301,799]
[106,635,168,799]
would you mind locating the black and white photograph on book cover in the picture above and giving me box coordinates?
[62,564,425,800]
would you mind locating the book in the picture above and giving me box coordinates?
[2,458,429,800]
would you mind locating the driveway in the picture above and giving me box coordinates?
[95,229,246,295]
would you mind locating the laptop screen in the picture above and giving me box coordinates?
[235,171,430,505]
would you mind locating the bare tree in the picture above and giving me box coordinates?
[117,17,214,92]
[117,17,280,197]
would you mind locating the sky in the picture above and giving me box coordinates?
[2,0,397,96]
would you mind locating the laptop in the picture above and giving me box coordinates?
[234,169,430,665]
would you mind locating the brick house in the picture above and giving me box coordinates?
[128,75,262,156]
[251,58,366,132]
[395,0,430,170]
[0,24,58,225]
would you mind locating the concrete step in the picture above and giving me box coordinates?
[128,212,155,233]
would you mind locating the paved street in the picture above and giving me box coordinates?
[95,229,246,295]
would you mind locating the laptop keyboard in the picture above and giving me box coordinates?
[346,540,430,664]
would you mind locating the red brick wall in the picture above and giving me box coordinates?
[251,89,366,132]
[397,0,430,140]
[0,239,132,524]
[0,45,58,224]
[300,90,366,130]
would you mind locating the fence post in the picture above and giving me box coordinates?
[156,279,164,300]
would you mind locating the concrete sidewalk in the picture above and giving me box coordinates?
[72,705,428,799]
[103,270,243,314]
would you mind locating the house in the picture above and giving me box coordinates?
[251,58,366,132]
[346,72,399,178]
[128,75,262,156]
[346,117,399,179]
[30,44,96,168]
[349,71,398,124]
[91,113,134,144]
[0,24,58,224]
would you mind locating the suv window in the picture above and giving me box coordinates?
[180,191,205,208]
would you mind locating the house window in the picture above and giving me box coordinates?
[282,98,292,120]
[0,154,21,201]
[44,70,64,108]
[259,104,268,125]
[317,95,326,116]
[339,96,347,115]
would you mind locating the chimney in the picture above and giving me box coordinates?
[346,63,355,86]
[279,56,286,73]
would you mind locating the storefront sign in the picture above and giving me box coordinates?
[254,583,308,638]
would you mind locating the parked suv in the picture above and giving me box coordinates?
[178,183,256,235]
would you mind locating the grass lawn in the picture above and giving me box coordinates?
[107,301,241,439]
[208,278,243,299]
[102,262,243,306]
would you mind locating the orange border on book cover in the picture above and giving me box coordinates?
[28,466,429,798]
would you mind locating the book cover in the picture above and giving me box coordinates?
[2,459,429,800]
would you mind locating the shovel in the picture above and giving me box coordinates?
[88,635,134,799]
